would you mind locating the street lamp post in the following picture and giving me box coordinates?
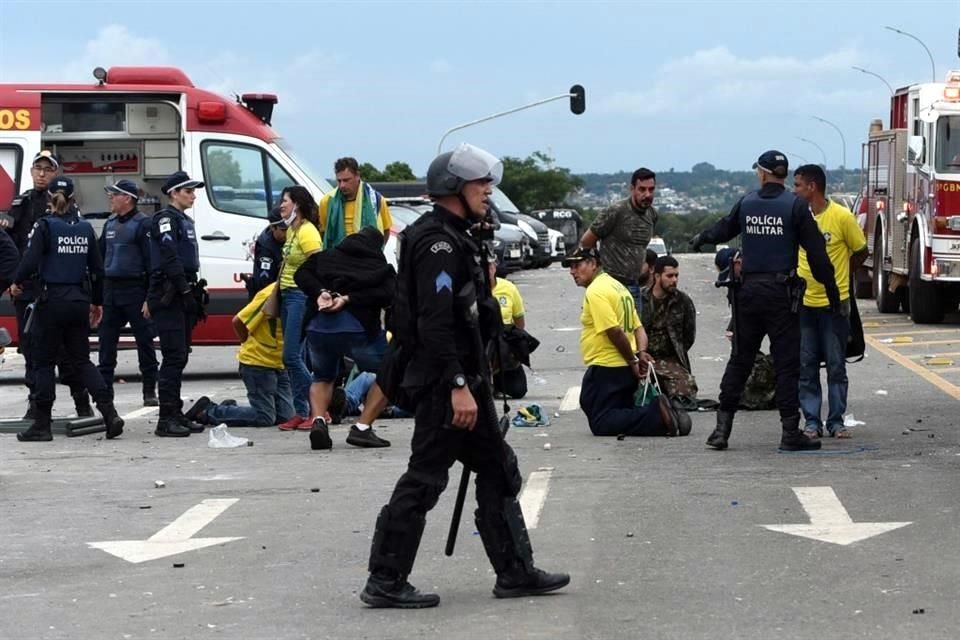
[884,26,937,82]
[796,136,827,168]
[782,150,810,165]
[812,116,847,170]
[437,85,586,153]
[851,66,895,94]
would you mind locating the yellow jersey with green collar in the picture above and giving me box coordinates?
[580,271,641,367]
[797,199,866,307]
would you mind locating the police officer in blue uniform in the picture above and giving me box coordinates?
[0,228,18,291]
[11,177,124,441]
[360,144,569,609]
[98,179,159,406]
[690,150,841,451]
[148,171,208,437]
[3,151,93,419]
[243,206,286,300]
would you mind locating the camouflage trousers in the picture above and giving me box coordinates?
[652,356,698,406]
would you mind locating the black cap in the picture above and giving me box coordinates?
[105,179,140,199]
[715,247,738,270]
[561,246,600,267]
[47,176,74,198]
[267,205,284,226]
[162,171,205,195]
[752,150,789,178]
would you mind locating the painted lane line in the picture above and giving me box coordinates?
[559,386,581,412]
[761,487,911,546]
[519,470,552,530]
[89,498,244,564]
[865,334,960,401]
[552,327,581,332]
[121,406,158,421]
[867,328,955,338]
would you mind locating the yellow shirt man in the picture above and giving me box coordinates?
[797,200,867,307]
[493,277,525,326]
[318,187,393,239]
[236,283,285,370]
[580,272,641,367]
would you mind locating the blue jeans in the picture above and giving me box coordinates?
[306,330,388,382]
[344,371,413,419]
[799,303,850,434]
[280,288,310,416]
[206,363,294,426]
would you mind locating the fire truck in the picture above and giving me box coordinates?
[0,66,333,345]
[860,70,960,324]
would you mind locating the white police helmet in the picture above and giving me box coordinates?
[426,143,503,197]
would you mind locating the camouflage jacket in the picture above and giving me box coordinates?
[639,287,696,371]
[589,198,657,283]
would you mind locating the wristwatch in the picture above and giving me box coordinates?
[451,373,467,389]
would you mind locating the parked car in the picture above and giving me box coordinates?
[547,228,566,262]
[648,236,668,256]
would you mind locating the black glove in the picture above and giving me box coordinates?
[181,287,199,316]
[689,233,704,253]
[827,287,843,315]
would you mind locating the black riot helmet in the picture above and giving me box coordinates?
[426,143,503,197]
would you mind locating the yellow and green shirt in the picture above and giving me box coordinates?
[580,272,641,367]
[797,200,867,307]
[493,277,525,326]
[279,220,322,289]
[236,283,285,370]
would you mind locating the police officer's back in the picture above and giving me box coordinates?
[11,177,124,441]
[690,150,840,452]
[361,144,568,610]
[148,171,206,438]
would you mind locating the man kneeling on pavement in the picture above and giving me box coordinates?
[639,255,699,410]
[566,247,690,437]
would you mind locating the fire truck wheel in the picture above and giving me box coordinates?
[908,238,944,325]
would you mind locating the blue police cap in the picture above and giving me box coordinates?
[47,176,74,198]
[105,179,140,200]
[752,150,789,178]
[163,171,205,195]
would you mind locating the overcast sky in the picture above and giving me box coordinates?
[2,1,958,175]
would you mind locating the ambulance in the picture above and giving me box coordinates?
[0,66,333,344]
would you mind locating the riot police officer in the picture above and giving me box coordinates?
[148,171,206,438]
[243,206,286,300]
[4,150,92,419]
[360,144,569,609]
[98,179,159,406]
[690,150,841,451]
[11,177,124,441]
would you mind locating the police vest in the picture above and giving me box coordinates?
[103,211,148,278]
[149,208,200,273]
[738,190,799,274]
[40,216,93,284]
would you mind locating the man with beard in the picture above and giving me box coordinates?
[579,167,658,312]
[639,256,698,412]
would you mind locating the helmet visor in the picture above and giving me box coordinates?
[448,143,503,187]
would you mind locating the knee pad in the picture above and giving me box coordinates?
[475,497,534,575]
[368,505,427,578]
[404,468,449,510]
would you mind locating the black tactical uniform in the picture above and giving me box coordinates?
[692,151,840,451]
[147,171,206,438]
[11,177,123,441]
[245,215,285,299]
[98,179,158,405]
[8,178,92,418]
[0,228,17,291]
[361,144,568,609]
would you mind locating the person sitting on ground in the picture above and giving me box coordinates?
[185,281,294,427]
[489,255,534,399]
[565,246,689,437]
[638,247,658,288]
[329,371,413,423]
[295,226,396,450]
[639,255,699,411]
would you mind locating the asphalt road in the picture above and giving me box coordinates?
[0,255,957,640]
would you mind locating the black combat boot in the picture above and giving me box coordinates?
[779,414,822,451]
[155,406,191,438]
[176,413,206,433]
[360,508,440,609]
[706,410,735,450]
[477,498,570,599]
[672,399,693,437]
[97,401,125,439]
[73,391,94,418]
[17,403,53,442]
[22,397,37,421]
[142,381,159,407]
[185,396,213,425]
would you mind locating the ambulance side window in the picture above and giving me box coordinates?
[0,145,24,212]
[201,141,294,219]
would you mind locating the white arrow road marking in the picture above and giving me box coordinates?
[761,487,911,546]
[559,386,581,412]
[121,406,158,421]
[519,470,552,529]
[88,498,244,563]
